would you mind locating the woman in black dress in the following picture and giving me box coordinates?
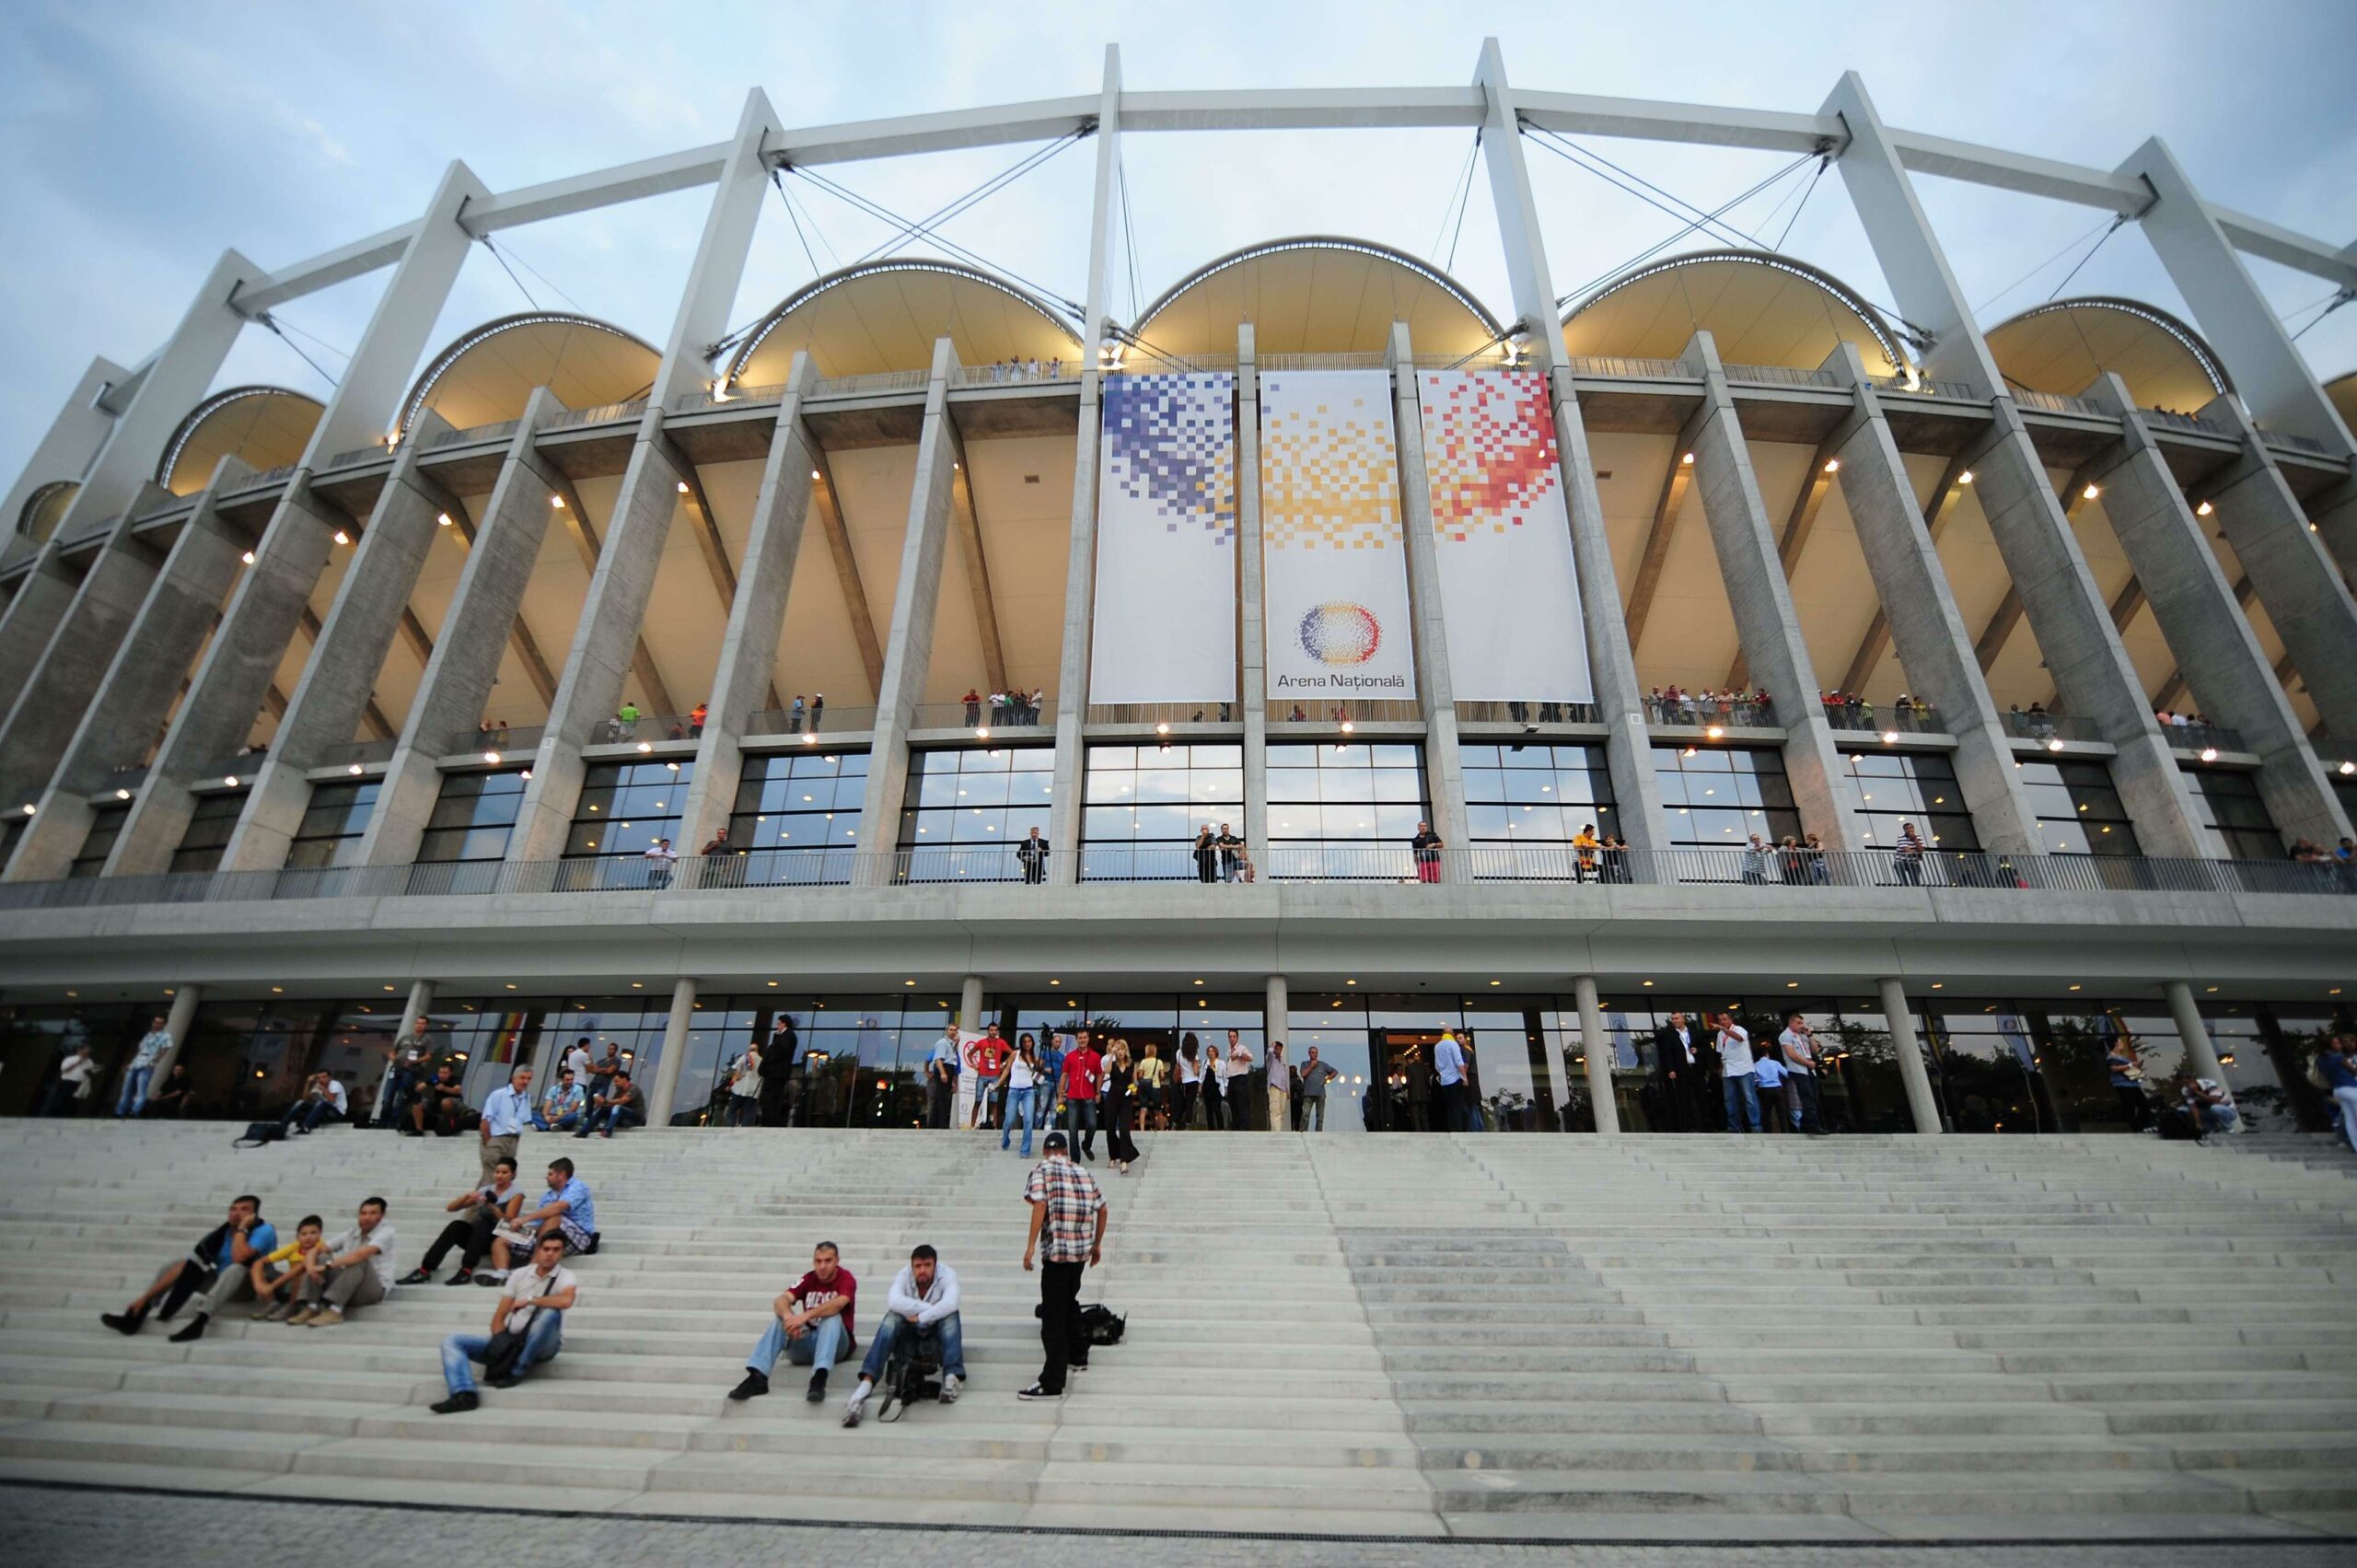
[1192,827,1219,883]
[1103,1038,1141,1172]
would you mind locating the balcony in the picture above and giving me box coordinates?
[542,398,648,431]
[1722,363,1841,389]
[952,362,1078,389]
[1084,701,1237,728]
[1269,699,1422,727]
[425,418,520,450]
[445,724,543,760]
[317,738,397,770]
[1455,700,1603,727]
[669,384,787,414]
[1824,700,1945,736]
[911,697,1055,735]
[1562,355,1689,380]
[2001,709,2104,746]
[745,705,877,741]
[2160,719,2244,756]
[2013,389,2103,417]
[1644,695,1776,730]
[808,369,930,400]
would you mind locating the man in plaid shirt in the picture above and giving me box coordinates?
[1018,1131,1106,1400]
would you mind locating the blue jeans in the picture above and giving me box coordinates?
[1064,1097,1098,1154]
[576,1104,644,1136]
[1722,1073,1760,1132]
[858,1310,965,1385]
[440,1308,563,1394]
[749,1312,847,1376]
[532,1111,580,1132]
[116,1066,154,1117]
[1002,1086,1043,1155]
[1299,1096,1326,1132]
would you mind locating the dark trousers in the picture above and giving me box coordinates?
[1065,1098,1098,1159]
[1201,1079,1226,1130]
[1438,1081,1473,1132]
[1106,1099,1139,1164]
[926,1079,952,1131]
[2114,1084,2150,1132]
[1174,1079,1200,1129]
[1790,1071,1825,1134]
[1037,1259,1087,1393]
[421,1213,497,1273]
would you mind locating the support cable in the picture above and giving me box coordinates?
[2045,214,2129,302]
[790,164,1085,319]
[1117,157,1144,323]
[1433,130,1482,273]
[850,128,1087,266]
[476,233,539,310]
[1526,125,1772,253]
[1551,152,1817,308]
[2288,288,2353,343]
[492,235,588,316]
[1771,157,1829,252]
[257,313,341,389]
[1969,215,2119,318]
[772,167,824,279]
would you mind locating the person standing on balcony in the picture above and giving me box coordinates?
[1411,820,1445,884]
[611,700,640,743]
[1017,826,1049,884]
[116,1015,174,1118]
[1029,687,1046,726]
[1893,822,1926,887]
[1715,1012,1759,1133]
[688,702,707,738]
[1193,825,1219,883]
[789,694,806,733]
[808,693,825,730]
[1573,825,1600,883]
[962,689,982,726]
[1217,823,1245,883]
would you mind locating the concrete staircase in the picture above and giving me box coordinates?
[0,1121,2351,1541]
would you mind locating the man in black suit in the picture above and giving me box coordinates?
[1651,1011,1718,1132]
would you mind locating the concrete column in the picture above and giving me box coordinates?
[1574,976,1619,1135]
[2119,136,2353,457]
[1680,331,1865,850]
[150,983,204,1082]
[1044,48,1124,888]
[2310,475,2357,589]
[1387,324,1473,859]
[644,977,698,1130]
[5,489,254,880]
[0,517,168,813]
[0,551,88,710]
[2192,394,2357,740]
[1237,327,1271,858]
[1822,349,2041,854]
[674,358,820,861]
[2161,980,2237,1126]
[222,440,463,871]
[852,339,962,887]
[2079,376,2348,846]
[1822,70,2209,857]
[360,391,569,867]
[959,974,986,1035]
[1474,40,1666,859]
[397,979,435,1043]
[1878,977,1943,1135]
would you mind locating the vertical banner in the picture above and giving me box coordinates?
[1260,369,1415,701]
[1418,370,1593,704]
[1087,372,1237,704]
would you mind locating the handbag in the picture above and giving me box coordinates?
[481,1275,557,1382]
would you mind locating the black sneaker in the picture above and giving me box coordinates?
[99,1311,144,1336]
[727,1370,769,1402]
[806,1369,828,1404]
[168,1316,208,1343]
[1016,1382,1064,1400]
[397,1269,431,1286]
[490,1373,528,1390]
[446,1269,474,1286]
[429,1390,480,1414]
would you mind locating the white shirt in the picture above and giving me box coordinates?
[58,1053,97,1086]
[731,1048,762,1098]
[1177,1055,1201,1085]
[1434,1035,1467,1086]
[1717,1025,1755,1077]
[1778,1028,1816,1074]
[565,1047,591,1081]
[1006,1057,1037,1091]
[1666,1026,1697,1067]
[323,1077,348,1113]
[131,1028,175,1070]
[502,1261,578,1339]
[329,1220,400,1290]
[885,1261,960,1326]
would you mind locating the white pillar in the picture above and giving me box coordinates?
[959,974,985,1035]
[645,977,698,1129]
[1237,326,1270,859]
[2164,980,2235,1125]
[378,979,435,1124]
[150,984,204,1081]
[1878,977,1943,1134]
[1574,976,1619,1134]
[1387,323,1473,859]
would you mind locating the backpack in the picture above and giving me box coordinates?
[1078,1303,1127,1346]
[234,1121,285,1149]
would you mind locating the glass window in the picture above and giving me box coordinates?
[1265,742,1430,878]
[1080,742,1246,881]
[896,747,1051,882]
[2182,766,2282,860]
[1463,743,1619,878]
[1839,749,1979,852]
[2023,1003,2185,1132]
[168,790,248,874]
[1651,746,1799,855]
[726,751,866,886]
[416,769,530,864]
[70,803,131,878]
[285,781,380,869]
[2013,759,2141,857]
[565,758,694,863]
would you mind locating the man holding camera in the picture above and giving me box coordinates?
[841,1243,964,1425]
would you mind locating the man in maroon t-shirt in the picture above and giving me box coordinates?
[1061,1034,1103,1163]
[727,1240,858,1404]
[967,1026,1009,1132]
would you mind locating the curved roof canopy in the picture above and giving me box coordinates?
[2325,371,2355,436]
[1985,297,2230,415]
[157,386,324,495]
[1562,249,1909,377]
[727,260,1081,388]
[1132,237,1501,361]
[17,480,77,543]
[397,313,657,438]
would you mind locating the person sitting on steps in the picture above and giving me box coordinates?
[408,1063,468,1137]
[285,1197,398,1329]
[431,1231,580,1414]
[99,1193,276,1341]
[401,1157,526,1287]
[842,1244,965,1425]
[247,1214,329,1322]
[576,1069,644,1137]
[482,1157,598,1283]
[729,1240,857,1405]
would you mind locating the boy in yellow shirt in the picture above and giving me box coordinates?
[249,1214,328,1322]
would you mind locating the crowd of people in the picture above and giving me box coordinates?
[1645,687,1774,726]
[1820,691,1933,728]
[960,688,1047,727]
[982,357,1065,382]
[1651,1010,1834,1135]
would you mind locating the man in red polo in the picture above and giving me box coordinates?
[1060,1030,1103,1163]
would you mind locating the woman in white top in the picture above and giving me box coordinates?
[1175,1034,1203,1130]
[1000,1036,1043,1157]
[728,1045,762,1127]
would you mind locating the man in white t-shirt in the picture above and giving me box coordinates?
[431,1231,578,1412]
[47,1045,99,1116]
[1714,1012,1759,1133]
[1777,1012,1829,1138]
[564,1038,593,1085]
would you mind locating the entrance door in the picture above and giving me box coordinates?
[1374,1030,1445,1131]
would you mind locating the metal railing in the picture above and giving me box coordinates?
[1564,355,1689,379]
[542,398,648,431]
[445,724,543,758]
[808,369,931,400]
[746,705,876,739]
[1722,363,1841,389]
[953,362,1077,388]
[589,712,702,746]
[1456,700,1603,726]
[2264,430,2332,458]
[97,763,149,795]
[1268,699,1423,726]
[320,444,389,471]
[2161,720,2244,755]
[1871,374,1981,401]
[669,384,788,414]
[912,697,1054,731]
[1084,701,1240,727]
[1110,354,1237,375]
[318,738,398,770]
[196,752,268,786]
[2142,407,2224,436]
[230,464,296,493]
[426,418,520,450]
[1259,352,1389,373]
[2,842,2350,915]
[1824,703,1944,735]
[2001,710,2104,745]
[1643,696,1777,728]
[2013,389,2103,417]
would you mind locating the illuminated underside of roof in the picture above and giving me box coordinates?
[726,260,1082,388]
[396,313,657,438]
[1985,297,2230,416]
[157,386,324,495]
[2324,371,2354,435]
[16,480,77,543]
[1131,237,1501,361]
[1562,249,1908,377]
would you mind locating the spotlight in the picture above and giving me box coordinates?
[483,751,501,764]
[1821,458,1840,474]
[437,513,453,527]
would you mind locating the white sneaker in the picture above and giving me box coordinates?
[841,1389,867,1427]
[939,1374,961,1404]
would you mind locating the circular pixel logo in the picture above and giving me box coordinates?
[1297,602,1382,666]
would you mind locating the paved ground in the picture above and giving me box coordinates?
[4,1486,2351,1567]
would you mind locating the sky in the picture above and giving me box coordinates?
[2,0,2352,488]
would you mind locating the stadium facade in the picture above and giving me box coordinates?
[0,43,2352,1140]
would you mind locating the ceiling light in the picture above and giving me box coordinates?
[272,985,284,993]
[2199,747,2218,763]
[1345,979,1356,985]
[550,495,565,509]
[1704,725,1724,740]
[2195,500,2213,517]
[483,751,501,764]
[437,512,452,527]
[1680,452,1694,466]
[1642,979,1655,987]
[2082,483,2100,501]
[1956,470,1974,485]
[17,803,32,817]
[2068,983,2081,992]
[224,776,238,788]
[1050,979,1060,986]
[1821,458,1840,474]
[675,482,689,494]
[811,470,820,480]
[1490,979,1502,986]
[2340,761,2355,776]
[505,982,517,990]
[803,732,817,743]
[1931,981,1943,989]
[2046,738,2065,752]
[767,980,778,988]
[903,979,915,986]
[1155,722,1170,735]
[1881,730,1898,745]
[115,787,131,800]
[637,741,654,753]
[240,550,256,564]
[346,764,363,776]
[331,529,350,545]
[520,769,531,779]
[383,984,396,992]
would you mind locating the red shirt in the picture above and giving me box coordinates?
[1062,1047,1102,1100]
[970,1039,1008,1076]
[788,1266,856,1343]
